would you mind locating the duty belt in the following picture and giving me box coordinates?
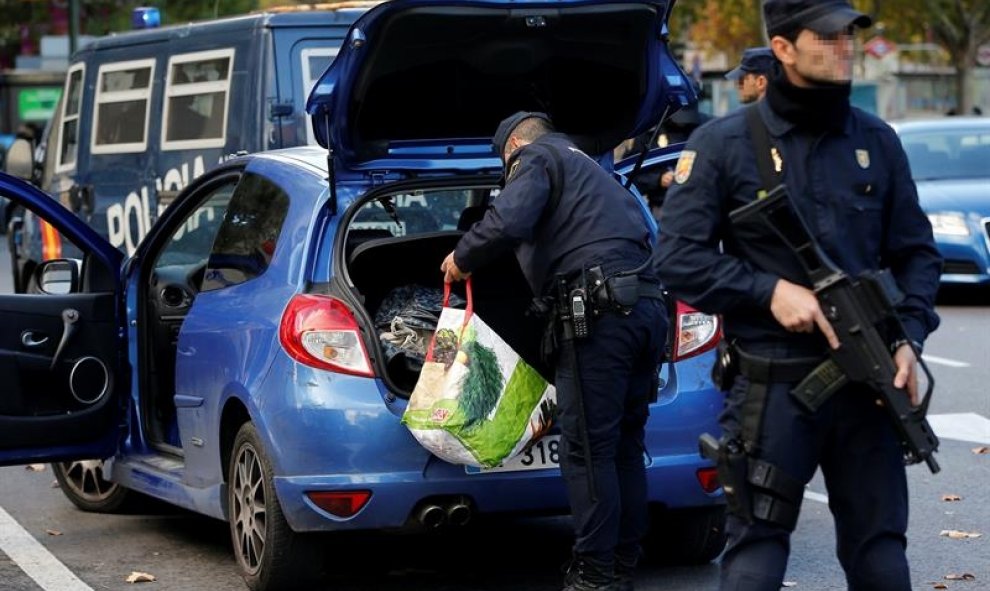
[735,344,849,415]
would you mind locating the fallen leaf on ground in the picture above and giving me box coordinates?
[932,584,948,590]
[940,529,982,539]
[941,494,963,502]
[125,571,156,584]
[944,573,976,581]
[45,529,62,536]
[972,446,989,455]
[25,464,46,472]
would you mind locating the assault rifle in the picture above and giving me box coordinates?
[729,185,941,473]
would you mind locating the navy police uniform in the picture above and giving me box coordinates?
[454,114,667,590]
[654,2,942,589]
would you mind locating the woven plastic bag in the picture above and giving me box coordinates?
[401,279,556,468]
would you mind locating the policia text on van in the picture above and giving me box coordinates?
[3,3,375,293]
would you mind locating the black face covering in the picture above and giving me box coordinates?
[765,64,851,134]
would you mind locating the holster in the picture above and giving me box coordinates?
[711,339,739,391]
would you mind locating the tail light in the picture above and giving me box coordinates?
[306,490,372,518]
[279,294,374,377]
[696,467,721,494]
[671,301,721,361]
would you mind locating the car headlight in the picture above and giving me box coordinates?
[927,212,969,236]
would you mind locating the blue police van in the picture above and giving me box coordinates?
[4,3,375,292]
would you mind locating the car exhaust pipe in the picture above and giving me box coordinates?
[415,503,446,529]
[445,498,472,527]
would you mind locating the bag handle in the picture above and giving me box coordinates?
[425,279,474,362]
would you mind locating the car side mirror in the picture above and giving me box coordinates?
[2,138,35,181]
[36,259,80,295]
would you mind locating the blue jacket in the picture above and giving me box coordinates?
[455,133,654,295]
[655,100,941,350]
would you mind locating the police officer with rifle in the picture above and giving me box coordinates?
[654,1,943,589]
[443,112,666,591]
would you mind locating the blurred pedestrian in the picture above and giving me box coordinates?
[725,47,776,104]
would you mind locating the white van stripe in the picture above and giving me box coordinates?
[922,354,970,368]
[0,505,92,591]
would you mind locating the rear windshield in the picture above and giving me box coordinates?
[349,186,497,237]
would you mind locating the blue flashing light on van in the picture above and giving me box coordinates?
[132,7,161,29]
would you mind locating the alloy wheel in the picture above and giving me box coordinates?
[231,443,267,575]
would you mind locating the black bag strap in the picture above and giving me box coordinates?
[744,104,780,192]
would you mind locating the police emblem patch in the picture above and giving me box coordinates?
[506,159,521,180]
[674,150,697,184]
[856,149,870,169]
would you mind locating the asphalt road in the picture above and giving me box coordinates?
[0,238,987,591]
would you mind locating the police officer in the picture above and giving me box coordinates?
[654,1,942,589]
[725,47,776,104]
[442,112,667,591]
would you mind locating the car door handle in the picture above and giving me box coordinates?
[50,308,80,370]
[21,331,50,348]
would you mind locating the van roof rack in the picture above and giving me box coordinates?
[259,1,384,13]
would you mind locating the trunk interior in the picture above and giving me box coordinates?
[346,224,549,394]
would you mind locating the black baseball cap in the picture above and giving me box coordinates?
[492,111,552,157]
[725,47,776,81]
[763,0,872,37]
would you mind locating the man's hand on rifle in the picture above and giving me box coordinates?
[770,279,841,350]
[441,251,471,284]
[893,344,920,407]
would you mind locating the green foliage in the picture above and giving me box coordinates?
[458,340,503,429]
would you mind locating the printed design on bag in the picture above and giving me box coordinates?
[431,407,452,422]
[432,328,460,369]
[528,397,557,444]
[458,339,504,428]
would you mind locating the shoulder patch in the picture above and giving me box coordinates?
[674,150,697,184]
[506,158,521,181]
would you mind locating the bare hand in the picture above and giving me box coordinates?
[892,343,919,406]
[769,279,840,349]
[440,251,470,283]
[660,170,675,188]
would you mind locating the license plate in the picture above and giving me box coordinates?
[465,435,561,474]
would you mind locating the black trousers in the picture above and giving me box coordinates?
[719,344,911,591]
[554,298,667,566]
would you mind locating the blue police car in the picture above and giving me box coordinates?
[0,1,724,588]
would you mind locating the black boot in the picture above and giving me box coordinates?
[562,554,621,591]
[613,550,639,591]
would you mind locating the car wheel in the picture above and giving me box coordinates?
[229,423,316,591]
[643,505,727,565]
[51,460,131,513]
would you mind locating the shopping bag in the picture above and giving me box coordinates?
[401,279,557,468]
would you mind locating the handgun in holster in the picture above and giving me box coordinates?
[699,433,753,522]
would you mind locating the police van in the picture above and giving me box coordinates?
[5,3,376,292]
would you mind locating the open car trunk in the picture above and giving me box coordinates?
[345,201,549,394]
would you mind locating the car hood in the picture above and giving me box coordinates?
[306,0,695,172]
[916,178,990,217]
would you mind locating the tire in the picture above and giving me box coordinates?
[229,423,317,591]
[51,460,132,513]
[643,505,727,565]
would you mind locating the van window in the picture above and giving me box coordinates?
[91,59,155,154]
[201,173,289,291]
[301,47,338,145]
[56,64,85,171]
[162,48,234,150]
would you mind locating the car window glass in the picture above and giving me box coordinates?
[153,180,235,274]
[92,59,154,153]
[162,49,234,149]
[350,188,493,237]
[201,173,289,292]
[901,129,990,180]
